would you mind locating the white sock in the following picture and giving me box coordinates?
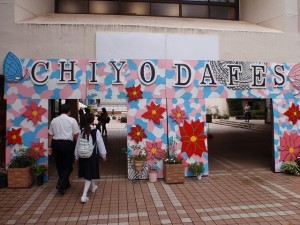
[82,180,91,198]
[91,180,96,189]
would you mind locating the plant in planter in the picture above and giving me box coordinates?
[130,152,147,172]
[8,148,36,188]
[148,166,158,183]
[32,164,47,185]
[283,161,300,176]
[188,162,204,180]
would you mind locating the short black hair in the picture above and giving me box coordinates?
[60,104,70,114]
[85,108,90,113]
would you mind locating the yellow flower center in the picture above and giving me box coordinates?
[32,110,38,116]
[35,147,40,152]
[289,147,294,153]
[136,131,140,136]
[293,111,297,116]
[151,148,157,153]
[12,135,16,140]
[133,91,137,96]
[152,110,157,115]
[190,136,197,142]
[176,113,181,118]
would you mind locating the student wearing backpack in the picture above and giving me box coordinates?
[74,113,107,203]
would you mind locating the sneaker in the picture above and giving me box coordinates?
[81,196,89,203]
[91,185,98,193]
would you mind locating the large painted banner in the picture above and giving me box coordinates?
[4,52,300,177]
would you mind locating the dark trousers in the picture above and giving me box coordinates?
[52,140,74,189]
[102,124,107,135]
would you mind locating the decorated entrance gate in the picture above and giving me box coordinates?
[4,53,300,179]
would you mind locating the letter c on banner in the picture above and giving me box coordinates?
[138,61,157,85]
[30,61,50,85]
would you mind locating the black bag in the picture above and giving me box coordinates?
[106,116,110,123]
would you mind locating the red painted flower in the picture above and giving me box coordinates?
[128,124,147,143]
[170,105,187,124]
[284,103,300,125]
[179,120,207,158]
[6,128,22,145]
[23,101,47,125]
[145,140,164,160]
[279,131,300,162]
[141,101,166,124]
[30,141,46,160]
[125,84,143,102]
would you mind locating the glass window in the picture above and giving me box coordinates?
[182,4,209,18]
[57,0,88,14]
[151,3,179,17]
[121,2,150,16]
[56,0,239,20]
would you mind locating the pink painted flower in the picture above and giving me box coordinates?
[23,101,47,125]
[170,105,187,124]
[177,153,189,167]
[30,141,46,160]
[279,131,300,162]
[145,140,164,160]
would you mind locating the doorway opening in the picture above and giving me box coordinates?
[206,98,274,171]
[48,99,128,179]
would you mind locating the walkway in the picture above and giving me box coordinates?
[0,122,300,225]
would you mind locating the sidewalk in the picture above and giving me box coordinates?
[0,123,300,225]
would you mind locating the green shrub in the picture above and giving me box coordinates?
[120,116,127,123]
[283,161,300,175]
[188,163,204,175]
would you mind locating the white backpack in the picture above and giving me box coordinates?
[78,132,95,158]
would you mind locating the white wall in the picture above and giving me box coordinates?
[0,0,300,76]
[240,0,298,32]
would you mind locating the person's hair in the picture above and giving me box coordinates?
[84,108,90,113]
[60,104,70,114]
[82,113,94,140]
[102,107,107,113]
[79,108,84,115]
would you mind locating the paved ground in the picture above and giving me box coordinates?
[0,120,300,225]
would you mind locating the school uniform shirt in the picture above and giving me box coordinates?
[48,114,80,140]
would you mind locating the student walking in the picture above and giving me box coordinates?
[48,104,80,195]
[244,103,251,122]
[75,113,107,203]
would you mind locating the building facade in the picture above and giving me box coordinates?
[1,0,300,179]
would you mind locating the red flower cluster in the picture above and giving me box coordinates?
[284,103,300,125]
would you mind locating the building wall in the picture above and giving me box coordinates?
[0,0,300,73]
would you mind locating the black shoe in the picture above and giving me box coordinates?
[57,187,65,195]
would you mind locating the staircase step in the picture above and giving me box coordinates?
[212,120,271,131]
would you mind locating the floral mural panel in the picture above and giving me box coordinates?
[6,98,49,180]
[86,60,128,99]
[125,59,167,99]
[127,98,168,179]
[165,61,298,99]
[4,59,87,99]
[167,98,208,176]
[273,99,300,172]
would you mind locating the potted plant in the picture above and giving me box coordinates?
[0,168,7,188]
[7,148,35,188]
[32,164,47,185]
[148,167,158,183]
[130,152,147,172]
[283,161,300,176]
[163,154,185,184]
[188,162,204,180]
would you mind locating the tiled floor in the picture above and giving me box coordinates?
[0,121,300,225]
